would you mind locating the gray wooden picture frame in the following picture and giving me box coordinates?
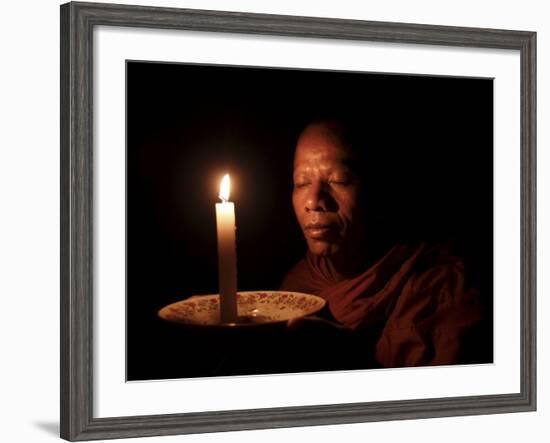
[60,1,536,441]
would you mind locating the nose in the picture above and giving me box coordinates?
[305,182,328,212]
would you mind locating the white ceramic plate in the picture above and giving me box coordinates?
[158,291,326,327]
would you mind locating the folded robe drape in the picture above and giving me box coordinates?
[280,242,486,367]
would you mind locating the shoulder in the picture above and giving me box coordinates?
[391,240,484,321]
[376,241,489,366]
[413,240,464,269]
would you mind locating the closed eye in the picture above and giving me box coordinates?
[329,179,352,186]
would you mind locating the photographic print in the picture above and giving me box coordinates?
[126,61,494,381]
[61,3,535,440]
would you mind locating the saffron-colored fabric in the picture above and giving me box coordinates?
[280,242,485,367]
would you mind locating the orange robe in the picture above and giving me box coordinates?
[280,242,488,368]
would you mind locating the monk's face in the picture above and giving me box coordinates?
[292,123,364,257]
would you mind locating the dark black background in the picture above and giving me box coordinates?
[127,61,493,380]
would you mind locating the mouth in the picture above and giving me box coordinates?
[304,223,334,239]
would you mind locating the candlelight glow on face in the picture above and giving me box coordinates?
[219,173,231,202]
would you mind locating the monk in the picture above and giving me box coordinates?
[281,119,490,369]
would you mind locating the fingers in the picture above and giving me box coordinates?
[287,315,347,331]
[286,316,306,329]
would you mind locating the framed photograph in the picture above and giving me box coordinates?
[60,1,536,440]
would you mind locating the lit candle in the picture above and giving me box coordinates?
[216,174,238,323]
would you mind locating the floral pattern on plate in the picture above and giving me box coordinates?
[158,291,325,326]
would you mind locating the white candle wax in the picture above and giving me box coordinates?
[215,175,238,323]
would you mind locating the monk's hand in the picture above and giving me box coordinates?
[287,315,349,332]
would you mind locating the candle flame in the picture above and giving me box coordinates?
[219,174,231,202]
